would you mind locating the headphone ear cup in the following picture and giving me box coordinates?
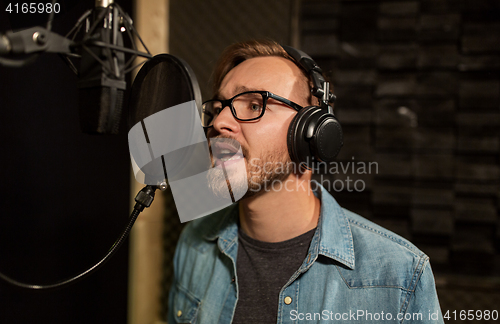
[311,114,343,163]
[288,106,344,170]
[287,106,322,170]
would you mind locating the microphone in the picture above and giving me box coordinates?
[0,0,152,134]
[0,0,162,290]
[77,0,126,135]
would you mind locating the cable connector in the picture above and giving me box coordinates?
[133,185,158,212]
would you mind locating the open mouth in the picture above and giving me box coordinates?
[212,141,244,166]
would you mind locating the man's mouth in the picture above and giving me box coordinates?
[212,141,244,166]
[218,149,243,162]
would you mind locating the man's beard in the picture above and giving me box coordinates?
[244,148,294,198]
[207,137,294,200]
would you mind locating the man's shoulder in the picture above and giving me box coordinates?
[336,208,430,289]
[342,208,426,259]
[319,185,425,262]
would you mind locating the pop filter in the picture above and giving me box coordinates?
[128,54,203,186]
[127,54,247,223]
[128,54,202,127]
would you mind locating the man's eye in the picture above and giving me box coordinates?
[249,103,262,112]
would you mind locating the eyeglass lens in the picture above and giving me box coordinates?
[202,92,265,127]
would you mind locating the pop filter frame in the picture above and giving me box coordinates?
[127,53,204,187]
[128,53,202,129]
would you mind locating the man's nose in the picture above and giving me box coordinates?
[211,104,239,135]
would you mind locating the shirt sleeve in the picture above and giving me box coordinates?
[401,260,444,324]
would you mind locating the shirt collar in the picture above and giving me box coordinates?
[203,203,239,251]
[307,181,355,270]
[202,181,355,269]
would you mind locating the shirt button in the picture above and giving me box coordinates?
[177,310,182,317]
[284,296,292,305]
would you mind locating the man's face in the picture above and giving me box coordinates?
[207,56,311,198]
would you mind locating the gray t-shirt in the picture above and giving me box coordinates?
[232,226,316,323]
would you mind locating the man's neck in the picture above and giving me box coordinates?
[238,174,320,243]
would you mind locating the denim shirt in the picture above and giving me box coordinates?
[168,184,444,324]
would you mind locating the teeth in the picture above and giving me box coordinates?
[220,149,232,154]
[220,155,242,162]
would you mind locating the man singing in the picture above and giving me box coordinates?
[168,40,443,324]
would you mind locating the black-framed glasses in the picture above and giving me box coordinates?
[201,90,303,127]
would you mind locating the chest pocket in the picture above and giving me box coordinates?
[172,283,201,324]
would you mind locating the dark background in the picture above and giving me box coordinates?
[0,1,132,323]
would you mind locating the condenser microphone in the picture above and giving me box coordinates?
[77,0,126,135]
[0,0,152,134]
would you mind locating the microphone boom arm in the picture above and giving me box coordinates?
[0,26,73,55]
[0,3,153,69]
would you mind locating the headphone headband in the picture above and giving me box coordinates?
[281,45,336,109]
[282,44,343,170]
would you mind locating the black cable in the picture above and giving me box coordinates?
[0,185,158,290]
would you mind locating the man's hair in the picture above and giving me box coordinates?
[211,39,315,104]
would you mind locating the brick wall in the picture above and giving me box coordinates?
[303,0,500,278]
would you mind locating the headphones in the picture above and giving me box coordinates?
[282,45,343,171]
